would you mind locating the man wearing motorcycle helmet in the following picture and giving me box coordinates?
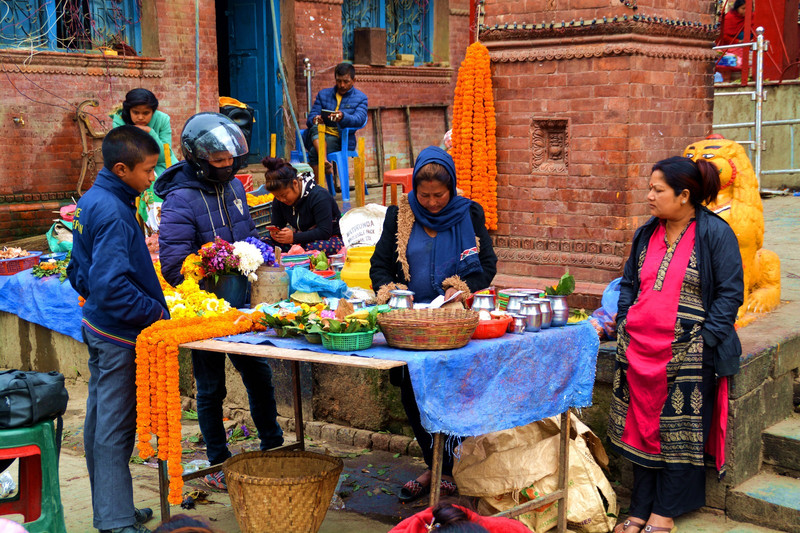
[156,113,283,490]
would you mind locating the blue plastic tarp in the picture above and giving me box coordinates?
[0,270,83,343]
[218,321,599,437]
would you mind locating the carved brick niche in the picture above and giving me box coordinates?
[530,118,568,174]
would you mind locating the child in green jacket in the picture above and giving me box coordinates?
[111,88,178,176]
[111,88,178,231]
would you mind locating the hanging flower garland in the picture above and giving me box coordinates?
[452,41,498,230]
[135,310,266,504]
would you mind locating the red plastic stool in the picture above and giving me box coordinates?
[235,173,254,193]
[382,168,413,206]
[0,420,66,533]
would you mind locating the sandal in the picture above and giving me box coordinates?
[644,526,677,533]
[203,471,227,491]
[440,479,457,497]
[134,508,153,524]
[614,518,646,533]
[398,479,430,503]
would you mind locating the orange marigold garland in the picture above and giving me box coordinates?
[452,41,498,230]
[135,310,265,504]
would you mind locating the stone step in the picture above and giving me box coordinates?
[763,413,800,472]
[728,472,800,533]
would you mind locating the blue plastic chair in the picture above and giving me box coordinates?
[293,129,336,193]
[294,121,369,200]
[326,117,369,201]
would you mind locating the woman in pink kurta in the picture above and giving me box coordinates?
[609,156,744,533]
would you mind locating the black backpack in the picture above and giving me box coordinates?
[0,370,69,429]
[0,370,69,474]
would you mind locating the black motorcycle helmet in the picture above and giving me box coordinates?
[180,112,248,183]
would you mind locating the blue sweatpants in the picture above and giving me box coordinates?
[83,327,138,531]
[192,349,283,466]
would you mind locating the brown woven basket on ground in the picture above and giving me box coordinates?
[223,450,343,533]
[378,308,480,350]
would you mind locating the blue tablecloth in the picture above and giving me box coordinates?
[218,322,600,437]
[0,270,83,342]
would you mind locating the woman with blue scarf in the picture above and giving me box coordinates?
[370,146,498,502]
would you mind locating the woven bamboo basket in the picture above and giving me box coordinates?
[377,308,480,350]
[223,451,343,533]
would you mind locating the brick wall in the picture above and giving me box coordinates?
[0,0,219,243]
[481,1,718,297]
[292,0,470,183]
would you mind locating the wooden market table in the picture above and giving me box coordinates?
[164,338,576,531]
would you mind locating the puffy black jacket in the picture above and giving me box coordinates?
[617,206,744,376]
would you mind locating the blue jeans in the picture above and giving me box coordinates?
[192,349,283,465]
[82,328,138,530]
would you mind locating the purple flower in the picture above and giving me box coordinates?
[245,236,277,266]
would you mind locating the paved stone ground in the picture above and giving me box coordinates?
[762,194,800,302]
[2,195,797,532]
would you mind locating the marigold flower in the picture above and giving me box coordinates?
[135,310,259,504]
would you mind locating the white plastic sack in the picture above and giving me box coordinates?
[339,204,387,248]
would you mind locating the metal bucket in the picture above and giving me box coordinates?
[250,265,289,307]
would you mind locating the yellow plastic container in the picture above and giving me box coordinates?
[340,246,375,289]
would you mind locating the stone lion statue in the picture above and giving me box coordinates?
[683,135,781,326]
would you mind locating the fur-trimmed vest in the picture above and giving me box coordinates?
[369,195,498,304]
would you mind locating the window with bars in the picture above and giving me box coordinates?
[0,0,142,53]
[342,0,432,65]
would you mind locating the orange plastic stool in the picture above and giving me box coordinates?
[382,168,413,206]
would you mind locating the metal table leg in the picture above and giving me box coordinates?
[158,457,170,522]
[292,360,305,451]
[429,432,444,508]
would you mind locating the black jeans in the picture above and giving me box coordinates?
[192,349,283,465]
[396,368,456,478]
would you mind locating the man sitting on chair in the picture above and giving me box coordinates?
[304,62,368,186]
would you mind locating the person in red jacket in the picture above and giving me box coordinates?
[390,504,531,533]
[719,0,748,46]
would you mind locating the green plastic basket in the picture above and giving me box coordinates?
[321,330,376,351]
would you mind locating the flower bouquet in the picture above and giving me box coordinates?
[180,237,278,308]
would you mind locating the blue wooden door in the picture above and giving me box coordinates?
[227,0,284,162]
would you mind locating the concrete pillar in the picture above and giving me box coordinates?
[482,1,718,303]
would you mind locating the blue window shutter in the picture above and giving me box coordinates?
[87,0,142,53]
[385,0,431,64]
[342,0,380,61]
[0,0,51,49]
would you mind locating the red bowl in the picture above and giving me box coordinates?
[471,316,512,339]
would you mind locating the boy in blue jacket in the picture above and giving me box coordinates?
[68,125,169,533]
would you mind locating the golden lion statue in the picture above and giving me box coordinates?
[684,136,781,326]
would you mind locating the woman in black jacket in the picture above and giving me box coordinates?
[609,156,744,533]
[261,157,343,254]
[370,146,497,503]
